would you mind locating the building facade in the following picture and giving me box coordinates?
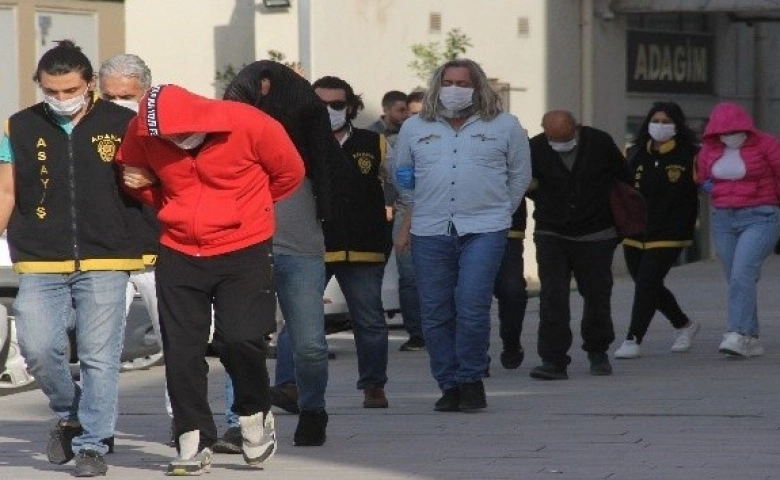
[5,0,780,277]
[0,0,124,122]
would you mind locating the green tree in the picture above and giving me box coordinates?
[408,28,473,84]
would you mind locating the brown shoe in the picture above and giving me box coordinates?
[362,385,388,408]
[271,384,300,414]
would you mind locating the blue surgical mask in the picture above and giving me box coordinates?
[648,123,676,142]
[549,138,577,153]
[111,99,140,113]
[44,89,88,116]
[720,132,747,149]
[328,106,347,131]
[439,85,474,111]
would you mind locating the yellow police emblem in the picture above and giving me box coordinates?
[96,139,117,162]
[357,155,373,174]
[666,165,684,183]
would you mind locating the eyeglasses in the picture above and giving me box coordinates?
[324,100,348,111]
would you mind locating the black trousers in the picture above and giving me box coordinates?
[493,238,528,350]
[157,241,275,450]
[535,235,617,366]
[623,245,689,343]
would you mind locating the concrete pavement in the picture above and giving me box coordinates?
[2,256,780,479]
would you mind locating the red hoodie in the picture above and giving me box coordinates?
[116,84,304,257]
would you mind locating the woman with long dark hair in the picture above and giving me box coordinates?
[614,102,700,359]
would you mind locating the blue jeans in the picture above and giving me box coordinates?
[712,205,780,336]
[225,253,329,426]
[327,263,388,389]
[14,271,129,455]
[412,230,507,390]
[393,206,422,339]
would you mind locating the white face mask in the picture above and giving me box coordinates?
[648,123,676,142]
[439,85,474,111]
[44,89,88,116]
[111,99,139,113]
[549,138,577,153]
[171,133,207,150]
[328,106,348,131]
[720,132,747,149]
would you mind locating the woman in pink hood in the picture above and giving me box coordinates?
[697,102,780,358]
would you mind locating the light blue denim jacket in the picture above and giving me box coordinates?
[392,112,531,236]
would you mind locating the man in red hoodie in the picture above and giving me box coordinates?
[116,84,304,475]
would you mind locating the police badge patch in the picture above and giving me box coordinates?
[97,138,117,162]
[357,155,373,174]
[666,165,684,183]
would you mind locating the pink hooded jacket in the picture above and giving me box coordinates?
[696,102,780,208]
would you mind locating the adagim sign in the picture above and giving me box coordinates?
[627,30,713,95]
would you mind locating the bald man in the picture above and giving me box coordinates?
[526,110,630,380]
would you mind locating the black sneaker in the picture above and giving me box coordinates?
[434,387,460,412]
[458,381,487,412]
[271,384,300,414]
[47,419,83,465]
[588,352,613,376]
[399,336,425,352]
[212,426,242,454]
[74,449,108,477]
[101,437,114,454]
[500,346,524,369]
[294,410,328,446]
[529,363,568,380]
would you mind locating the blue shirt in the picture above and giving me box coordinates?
[393,112,531,236]
[0,115,74,163]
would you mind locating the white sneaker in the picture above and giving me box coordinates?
[0,318,35,389]
[671,321,700,352]
[719,332,748,358]
[167,430,212,476]
[239,411,277,467]
[614,339,641,359]
[746,337,764,357]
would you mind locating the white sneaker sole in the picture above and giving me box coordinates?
[166,449,212,476]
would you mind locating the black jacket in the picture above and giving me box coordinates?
[323,128,387,263]
[126,203,162,264]
[223,60,352,222]
[623,141,699,248]
[527,126,629,237]
[6,98,144,272]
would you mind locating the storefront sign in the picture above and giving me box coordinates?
[627,30,713,94]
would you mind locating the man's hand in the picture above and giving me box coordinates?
[394,207,413,253]
[123,166,157,189]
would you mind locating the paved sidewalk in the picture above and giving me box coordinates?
[2,256,780,479]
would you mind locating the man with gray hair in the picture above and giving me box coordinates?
[393,58,531,412]
[98,54,152,112]
[98,53,171,435]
